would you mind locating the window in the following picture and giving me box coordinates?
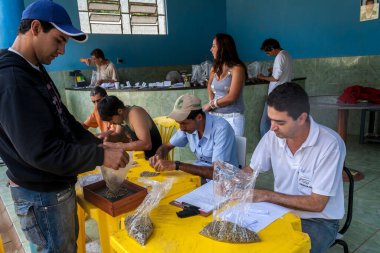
[77,0,167,35]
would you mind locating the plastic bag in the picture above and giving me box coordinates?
[100,153,133,198]
[200,60,212,83]
[200,161,261,243]
[191,60,212,86]
[191,65,203,85]
[260,61,272,76]
[125,178,174,245]
[90,70,97,87]
[247,62,262,79]
[247,61,273,79]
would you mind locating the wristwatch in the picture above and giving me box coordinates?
[175,161,181,171]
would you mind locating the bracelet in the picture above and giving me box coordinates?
[209,100,216,110]
[213,99,219,108]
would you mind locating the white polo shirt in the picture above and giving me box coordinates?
[250,117,346,219]
[268,50,294,94]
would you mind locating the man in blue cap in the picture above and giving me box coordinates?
[0,1,129,252]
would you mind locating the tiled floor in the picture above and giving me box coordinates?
[0,135,379,253]
[0,196,25,253]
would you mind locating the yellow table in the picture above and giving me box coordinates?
[110,195,311,253]
[76,158,201,253]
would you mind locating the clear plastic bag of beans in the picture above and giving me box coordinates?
[125,178,173,245]
[200,161,261,243]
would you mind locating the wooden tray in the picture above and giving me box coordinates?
[83,180,148,217]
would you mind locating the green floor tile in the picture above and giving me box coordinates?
[354,230,380,253]
[339,219,378,252]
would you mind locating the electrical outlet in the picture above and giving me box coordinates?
[117,58,123,64]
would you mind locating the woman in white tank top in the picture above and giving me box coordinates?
[202,33,247,136]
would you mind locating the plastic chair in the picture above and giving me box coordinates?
[153,116,179,161]
[0,234,4,253]
[330,166,354,253]
[235,136,247,168]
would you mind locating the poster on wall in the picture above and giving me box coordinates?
[360,0,379,21]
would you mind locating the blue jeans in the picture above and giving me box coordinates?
[301,218,340,253]
[260,102,271,137]
[10,185,78,253]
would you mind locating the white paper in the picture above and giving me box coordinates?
[217,202,291,232]
[174,181,227,213]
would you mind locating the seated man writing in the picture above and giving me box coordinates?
[245,83,346,253]
[97,95,162,159]
[82,86,123,140]
[149,94,238,180]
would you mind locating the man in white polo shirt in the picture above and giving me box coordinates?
[246,83,346,253]
[257,38,294,137]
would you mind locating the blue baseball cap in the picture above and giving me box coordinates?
[22,0,88,43]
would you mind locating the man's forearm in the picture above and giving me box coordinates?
[253,189,329,212]
[155,144,173,158]
[178,162,213,179]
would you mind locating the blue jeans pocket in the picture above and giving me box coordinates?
[14,202,47,247]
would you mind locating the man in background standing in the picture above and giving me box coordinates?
[80,48,119,86]
[257,38,294,137]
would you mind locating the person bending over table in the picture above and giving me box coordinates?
[97,95,162,159]
[80,48,118,86]
[0,1,129,252]
[149,94,238,180]
[244,83,346,253]
[82,86,123,140]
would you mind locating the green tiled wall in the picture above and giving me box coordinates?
[295,56,380,135]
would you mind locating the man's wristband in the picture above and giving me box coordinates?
[175,161,181,171]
